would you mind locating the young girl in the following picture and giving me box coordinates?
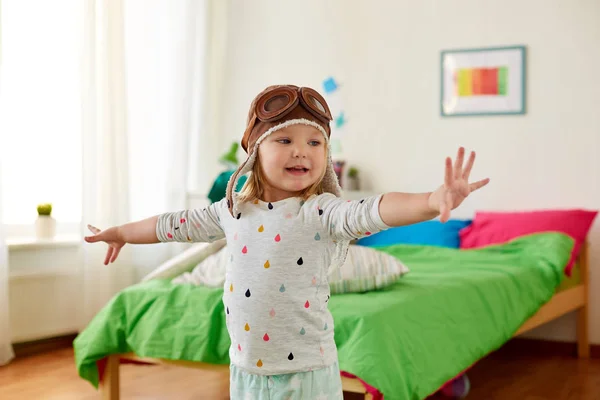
[85,84,489,399]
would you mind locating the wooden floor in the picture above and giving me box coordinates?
[0,346,599,399]
[429,348,600,400]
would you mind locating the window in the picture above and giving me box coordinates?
[0,1,83,228]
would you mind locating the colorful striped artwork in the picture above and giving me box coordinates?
[440,45,525,116]
[454,67,508,96]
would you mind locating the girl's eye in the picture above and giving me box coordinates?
[277,138,291,144]
[309,140,321,146]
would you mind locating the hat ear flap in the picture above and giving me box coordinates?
[225,151,256,216]
[241,113,257,153]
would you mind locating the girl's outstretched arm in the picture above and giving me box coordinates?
[379,147,489,227]
[378,192,438,227]
[119,216,160,243]
[85,198,227,265]
[84,216,159,265]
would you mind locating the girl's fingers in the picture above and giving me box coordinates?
[453,147,465,179]
[104,247,113,265]
[110,247,121,263]
[469,178,490,192]
[444,157,453,187]
[85,234,102,243]
[85,225,103,242]
[86,224,120,266]
[462,151,476,180]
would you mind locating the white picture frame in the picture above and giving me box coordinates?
[440,45,526,116]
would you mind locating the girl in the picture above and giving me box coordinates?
[85,84,489,399]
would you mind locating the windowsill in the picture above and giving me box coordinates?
[7,234,82,251]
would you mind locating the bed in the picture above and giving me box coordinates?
[73,229,591,400]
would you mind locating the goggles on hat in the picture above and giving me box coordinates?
[242,85,333,152]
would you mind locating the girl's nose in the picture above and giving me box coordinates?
[292,144,307,158]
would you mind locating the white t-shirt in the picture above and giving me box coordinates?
[156,192,389,375]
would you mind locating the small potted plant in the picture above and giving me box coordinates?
[36,203,56,239]
[345,166,360,190]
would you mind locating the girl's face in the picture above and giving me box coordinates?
[257,124,327,202]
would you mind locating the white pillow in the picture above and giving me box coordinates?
[172,246,230,286]
[141,239,226,282]
[168,243,408,294]
[328,244,409,294]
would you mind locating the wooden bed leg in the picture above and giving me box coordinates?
[577,240,590,359]
[101,355,120,400]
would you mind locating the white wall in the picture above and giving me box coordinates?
[217,0,600,343]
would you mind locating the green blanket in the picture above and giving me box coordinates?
[74,232,573,400]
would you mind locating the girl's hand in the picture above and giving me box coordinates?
[85,224,126,265]
[428,147,490,223]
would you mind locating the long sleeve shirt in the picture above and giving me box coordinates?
[156,193,389,375]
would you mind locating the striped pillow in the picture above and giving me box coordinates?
[328,245,409,294]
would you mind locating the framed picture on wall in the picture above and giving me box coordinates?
[440,45,526,117]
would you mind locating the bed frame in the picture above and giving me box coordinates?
[100,240,591,400]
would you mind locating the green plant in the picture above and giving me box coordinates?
[37,203,52,216]
[348,167,359,178]
[219,142,239,167]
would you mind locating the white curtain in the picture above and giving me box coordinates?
[79,0,224,327]
[79,0,134,325]
[188,0,230,194]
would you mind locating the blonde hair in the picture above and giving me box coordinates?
[237,150,328,203]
